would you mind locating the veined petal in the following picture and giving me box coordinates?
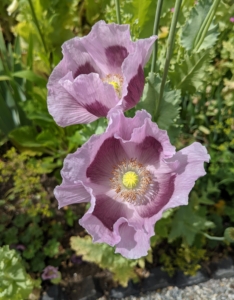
[115,222,152,259]
[81,21,134,74]
[55,110,209,259]
[55,182,91,208]
[121,36,157,110]
[47,21,157,126]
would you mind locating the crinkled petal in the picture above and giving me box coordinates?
[80,194,131,246]
[109,110,175,161]
[82,21,134,74]
[164,142,210,208]
[48,72,119,126]
[121,36,157,110]
[137,142,210,225]
[115,222,152,259]
[61,38,103,78]
[86,137,128,187]
[47,76,98,126]
[54,182,91,208]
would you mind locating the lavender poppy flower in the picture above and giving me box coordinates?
[15,244,26,251]
[47,21,157,126]
[230,17,234,23]
[41,266,59,280]
[55,110,210,259]
[70,254,82,265]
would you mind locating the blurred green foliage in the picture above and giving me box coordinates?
[0,245,39,300]
[70,235,139,286]
[0,0,234,291]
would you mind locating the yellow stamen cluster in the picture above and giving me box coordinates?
[102,74,123,98]
[122,171,139,189]
[110,158,152,204]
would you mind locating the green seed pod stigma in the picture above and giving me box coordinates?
[224,228,234,243]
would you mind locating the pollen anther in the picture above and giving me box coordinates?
[102,74,123,98]
[110,158,152,204]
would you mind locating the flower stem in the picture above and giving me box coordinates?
[27,0,48,54]
[194,0,221,51]
[202,232,225,241]
[150,0,164,74]
[115,0,121,25]
[154,0,182,120]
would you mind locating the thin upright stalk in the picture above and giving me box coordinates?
[154,0,182,119]
[115,0,121,25]
[27,0,47,54]
[194,0,220,51]
[150,0,164,74]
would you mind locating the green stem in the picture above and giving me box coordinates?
[194,0,220,51]
[115,0,121,25]
[154,0,182,120]
[27,0,47,54]
[202,232,225,241]
[150,0,164,74]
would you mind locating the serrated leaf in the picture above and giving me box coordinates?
[140,73,181,131]
[168,204,215,245]
[181,0,218,51]
[169,51,211,93]
[0,246,34,300]
[70,236,138,286]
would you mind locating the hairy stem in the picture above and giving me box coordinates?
[154,0,182,120]
[194,0,221,51]
[150,0,164,74]
[115,0,121,24]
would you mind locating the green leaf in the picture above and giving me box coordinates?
[51,271,62,285]
[44,239,60,257]
[8,126,50,152]
[85,0,110,23]
[0,93,16,135]
[169,50,211,94]
[180,0,218,51]
[218,178,234,185]
[4,227,19,245]
[123,0,156,38]
[0,76,12,81]
[13,214,30,228]
[168,204,215,245]
[12,70,46,86]
[0,246,34,300]
[36,130,59,148]
[30,252,45,272]
[140,74,181,131]
[70,236,138,286]
[155,217,171,238]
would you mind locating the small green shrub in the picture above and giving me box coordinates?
[0,245,39,300]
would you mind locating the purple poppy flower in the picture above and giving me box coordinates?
[230,17,234,23]
[41,266,59,280]
[70,254,82,265]
[54,110,210,259]
[15,244,26,251]
[170,7,175,12]
[47,21,157,126]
